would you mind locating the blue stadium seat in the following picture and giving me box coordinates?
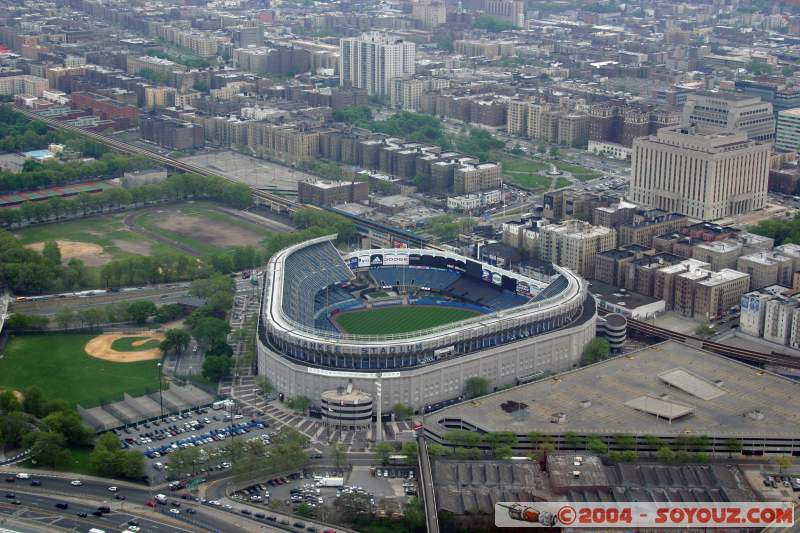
[282,242,352,327]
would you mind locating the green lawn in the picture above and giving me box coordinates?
[333,305,482,335]
[110,336,161,352]
[494,153,552,190]
[0,334,161,407]
[553,161,602,180]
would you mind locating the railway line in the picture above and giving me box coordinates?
[18,108,436,248]
[624,315,800,370]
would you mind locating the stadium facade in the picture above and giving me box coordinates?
[257,236,596,413]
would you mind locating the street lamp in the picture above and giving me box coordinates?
[157,362,164,420]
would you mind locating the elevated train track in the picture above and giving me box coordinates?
[625,315,800,370]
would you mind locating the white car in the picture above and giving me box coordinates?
[70,480,83,486]
[169,508,180,515]
[15,473,30,480]
[128,527,141,532]
[108,486,118,492]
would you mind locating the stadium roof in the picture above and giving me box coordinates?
[424,341,800,439]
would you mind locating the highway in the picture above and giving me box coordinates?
[0,470,298,533]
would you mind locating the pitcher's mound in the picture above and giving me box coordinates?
[85,333,165,363]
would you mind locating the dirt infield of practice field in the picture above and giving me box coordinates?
[25,240,110,267]
[84,332,165,363]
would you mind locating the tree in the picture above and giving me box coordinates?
[375,441,394,465]
[464,376,490,399]
[443,430,481,447]
[587,436,608,455]
[191,317,231,346]
[42,410,93,446]
[725,438,742,457]
[482,431,518,450]
[333,443,346,469]
[549,146,560,158]
[455,446,481,460]
[0,391,21,413]
[428,443,448,458]
[581,337,611,365]
[78,307,105,330]
[5,313,49,331]
[160,328,191,356]
[296,503,315,518]
[494,446,513,460]
[401,441,419,463]
[533,442,555,460]
[286,396,311,414]
[25,431,70,467]
[776,456,793,474]
[565,432,584,450]
[155,304,184,323]
[21,386,44,418]
[126,300,157,325]
[393,403,413,420]
[42,241,61,264]
[657,446,676,463]
[169,446,202,477]
[255,376,274,397]
[202,355,233,382]
[54,307,76,330]
[0,412,30,447]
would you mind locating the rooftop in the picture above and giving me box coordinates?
[424,341,800,439]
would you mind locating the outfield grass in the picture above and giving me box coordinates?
[0,334,160,407]
[110,336,161,352]
[333,305,482,335]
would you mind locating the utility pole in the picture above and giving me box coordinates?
[157,362,164,420]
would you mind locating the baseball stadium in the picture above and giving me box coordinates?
[257,235,596,414]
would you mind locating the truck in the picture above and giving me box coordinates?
[155,494,168,504]
[317,477,344,488]
[212,399,234,410]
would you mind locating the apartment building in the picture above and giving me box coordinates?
[390,77,449,111]
[127,55,186,78]
[454,39,516,58]
[538,220,617,278]
[763,297,798,345]
[453,163,502,194]
[298,179,369,207]
[776,107,800,152]
[411,0,446,28]
[683,92,775,142]
[340,32,416,96]
[676,268,750,321]
[618,213,688,247]
[736,252,794,290]
[0,75,48,97]
[691,240,743,271]
[630,125,770,221]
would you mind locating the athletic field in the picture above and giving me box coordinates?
[333,305,482,335]
[0,334,160,407]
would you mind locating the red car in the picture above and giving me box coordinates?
[146,500,156,508]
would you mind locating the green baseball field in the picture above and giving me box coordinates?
[0,333,161,407]
[332,305,482,335]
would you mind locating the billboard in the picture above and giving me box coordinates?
[369,254,384,267]
[357,255,371,268]
[492,272,502,285]
[384,254,409,266]
[517,280,530,296]
[348,257,359,270]
[482,269,492,282]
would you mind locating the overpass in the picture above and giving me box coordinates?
[15,108,433,249]
[0,288,9,336]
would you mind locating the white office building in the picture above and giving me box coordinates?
[683,92,775,142]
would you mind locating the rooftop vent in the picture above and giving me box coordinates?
[747,409,765,421]
[550,412,567,424]
[500,400,528,413]
[580,400,592,408]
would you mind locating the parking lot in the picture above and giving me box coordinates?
[227,468,417,523]
[114,408,271,483]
